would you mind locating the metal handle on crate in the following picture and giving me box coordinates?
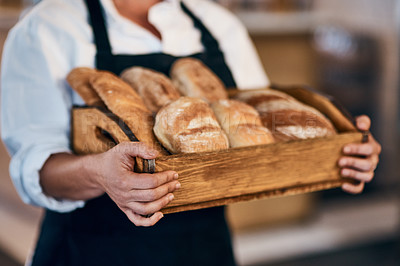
[361,131,370,143]
[142,159,156,174]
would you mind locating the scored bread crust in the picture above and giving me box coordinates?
[120,67,181,113]
[66,67,105,106]
[154,97,229,153]
[211,99,274,147]
[234,89,336,141]
[90,71,166,153]
[170,58,228,103]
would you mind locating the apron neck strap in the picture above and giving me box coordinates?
[84,0,223,56]
[180,2,221,54]
[84,0,112,55]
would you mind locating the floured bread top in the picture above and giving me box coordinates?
[211,99,275,147]
[154,97,229,153]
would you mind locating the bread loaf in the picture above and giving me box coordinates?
[211,99,274,147]
[120,67,181,113]
[154,97,229,153]
[90,71,166,154]
[234,89,336,141]
[66,67,104,106]
[170,58,228,103]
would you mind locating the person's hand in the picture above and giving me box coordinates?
[338,115,381,194]
[90,142,180,226]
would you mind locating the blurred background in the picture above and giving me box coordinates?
[0,0,399,265]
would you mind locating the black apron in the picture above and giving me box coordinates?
[31,1,237,265]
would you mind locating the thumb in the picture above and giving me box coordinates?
[356,115,371,131]
[117,142,159,159]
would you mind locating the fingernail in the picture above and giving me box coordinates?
[149,150,158,156]
[159,213,164,219]
[342,169,350,176]
[342,183,351,190]
[175,182,181,189]
[343,146,351,153]
[358,122,367,129]
[173,173,179,179]
[168,194,174,201]
[338,159,346,166]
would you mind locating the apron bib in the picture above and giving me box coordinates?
[31,1,237,265]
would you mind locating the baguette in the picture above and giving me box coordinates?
[66,67,104,106]
[90,71,166,153]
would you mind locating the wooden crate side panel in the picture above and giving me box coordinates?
[162,179,354,214]
[156,132,362,209]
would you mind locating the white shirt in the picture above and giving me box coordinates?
[1,0,269,212]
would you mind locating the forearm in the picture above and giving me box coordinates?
[39,153,104,201]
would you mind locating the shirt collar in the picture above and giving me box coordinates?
[99,0,180,24]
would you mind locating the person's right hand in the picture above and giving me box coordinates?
[90,142,180,227]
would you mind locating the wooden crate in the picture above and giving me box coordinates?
[72,86,364,214]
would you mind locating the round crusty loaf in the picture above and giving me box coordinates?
[210,99,274,147]
[66,67,105,107]
[170,58,228,103]
[120,67,181,113]
[90,70,166,154]
[233,89,336,141]
[154,97,229,153]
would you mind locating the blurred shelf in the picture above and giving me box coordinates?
[236,11,316,35]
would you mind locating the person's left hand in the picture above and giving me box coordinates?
[338,115,381,194]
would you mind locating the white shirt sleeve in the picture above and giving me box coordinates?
[1,14,85,212]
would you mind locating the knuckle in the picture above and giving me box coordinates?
[346,157,354,166]
[377,143,382,154]
[365,145,374,155]
[163,196,170,206]
[367,159,375,171]
[119,191,130,202]
[133,204,146,215]
[366,172,374,183]
[146,190,158,201]
[147,176,159,188]
[119,178,129,188]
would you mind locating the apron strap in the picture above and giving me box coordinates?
[84,0,223,56]
[84,0,112,56]
[180,2,222,55]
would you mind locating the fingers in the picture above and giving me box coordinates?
[116,142,159,159]
[355,115,371,131]
[342,181,365,194]
[341,168,374,183]
[338,156,378,172]
[343,139,381,157]
[130,180,181,202]
[125,210,164,227]
[126,170,179,190]
[126,193,175,216]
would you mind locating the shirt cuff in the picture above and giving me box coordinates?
[10,143,85,213]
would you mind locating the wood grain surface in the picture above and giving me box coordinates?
[157,132,362,213]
